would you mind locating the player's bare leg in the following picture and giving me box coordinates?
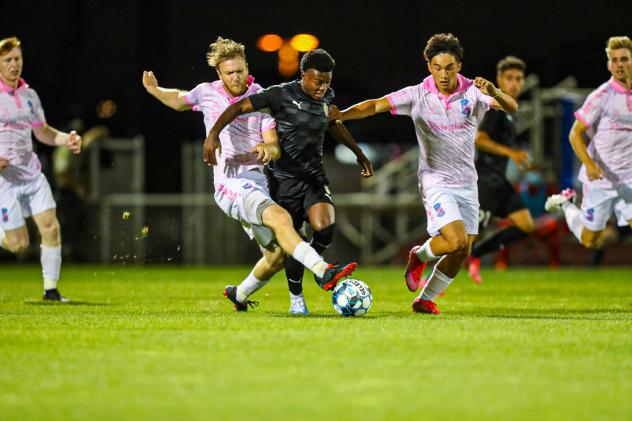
[1,226,30,254]
[32,209,68,302]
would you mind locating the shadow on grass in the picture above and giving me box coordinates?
[23,300,114,306]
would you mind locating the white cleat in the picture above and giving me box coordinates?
[545,188,577,212]
[289,298,309,315]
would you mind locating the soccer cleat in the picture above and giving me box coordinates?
[404,245,426,292]
[545,188,577,212]
[288,299,309,315]
[464,256,483,284]
[42,289,70,303]
[316,262,357,291]
[223,285,259,312]
[412,298,440,314]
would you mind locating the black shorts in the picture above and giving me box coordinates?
[266,172,333,230]
[478,172,526,230]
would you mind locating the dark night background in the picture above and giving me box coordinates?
[3,0,630,193]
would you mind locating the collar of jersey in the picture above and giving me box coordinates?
[608,77,632,94]
[421,73,472,101]
[213,74,256,103]
[0,77,28,93]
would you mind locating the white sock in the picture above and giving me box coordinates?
[236,270,268,303]
[41,245,62,291]
[562,203,584,243]
[420,266,453,301]
[290,292,305,303]
[415,238,439,262]
[292,241,327,277]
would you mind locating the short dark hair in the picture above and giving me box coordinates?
[497,56,526,73]
[300,48,335,72]
[423,33,463,63]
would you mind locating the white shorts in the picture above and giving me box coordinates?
[214,170,276,248]
[581,183,632,231]
[421,184,479,237]
[0,173,56,231]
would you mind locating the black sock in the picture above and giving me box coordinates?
[286,256,305,295]
[472,226,528,258]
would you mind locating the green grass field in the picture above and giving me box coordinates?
[1,265,631,421]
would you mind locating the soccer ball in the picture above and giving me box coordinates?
[332,279,372,317]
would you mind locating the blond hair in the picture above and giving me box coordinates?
[206,37,246,68]
[0,36,21,56]
[605,36,632,57]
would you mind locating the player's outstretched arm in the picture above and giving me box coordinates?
[204,97,255,166]
[327,118,373,178]
[33,125,82,155]
[339,97,392,122]
[476,130,530,169]
[142,71,192,111]
[569,119,604,180]
[251,128,281,164]
[474,77,518,113]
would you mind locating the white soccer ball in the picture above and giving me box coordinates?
[331,279,372,317]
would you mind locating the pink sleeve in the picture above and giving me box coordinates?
[261,113,276,131]
[31,91,47,126]
[575,88,606,128]
[385,86,414,116]
[184,83,204,111]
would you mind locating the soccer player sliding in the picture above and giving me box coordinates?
[334,33,518,314]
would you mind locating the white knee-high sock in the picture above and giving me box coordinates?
[41,245,62,290]
[292,241,327,277]
[562,203,584,243]
[415,238,439,262]
[236,270,269,303]
[420,265,453,301]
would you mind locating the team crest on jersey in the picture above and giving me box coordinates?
[433,203,445,217]
[1,208,8,222]
[585,208,595,222]
[460,98,471,116]
[27,100,35,115]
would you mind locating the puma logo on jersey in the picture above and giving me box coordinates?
[292,100,303,109]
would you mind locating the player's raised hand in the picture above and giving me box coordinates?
[356,152,374,178]
[474,77,499,97]
[67,130,82,154]
[142,71,158,90]
[586,162,605,181]
[0,157,9,172]
[203,132,221,166]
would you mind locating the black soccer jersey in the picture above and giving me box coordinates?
[475,109,518,176]
[249,80,334,180]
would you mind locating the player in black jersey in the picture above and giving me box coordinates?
[463,56,535,283]
[205,49,373,314]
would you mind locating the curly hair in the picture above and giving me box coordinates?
[0,36,21,56]
[206,37,246,69]
[423,33,463,63]
[496,56,526,73]
[300,48,335,72]
[606,36,632,57]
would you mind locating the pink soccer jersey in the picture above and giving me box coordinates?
[574,78,632,188]
[184,75,276,184]
[0,78,46,185]
[386,74,494,190]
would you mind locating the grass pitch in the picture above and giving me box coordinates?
[1,265,631,421]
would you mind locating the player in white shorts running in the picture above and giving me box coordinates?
[334,33,518,314]
[546,36,632,249]
[0,37,82,302]
[143,37,356,311]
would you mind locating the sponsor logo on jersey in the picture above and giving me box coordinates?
[292,100,303,110]
[433,203,445,217]
[460,98,471,116]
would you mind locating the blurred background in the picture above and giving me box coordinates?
[2,0,630,267]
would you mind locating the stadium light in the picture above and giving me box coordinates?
[256,33,320,77]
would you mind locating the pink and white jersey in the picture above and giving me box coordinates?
[184,75,275,185]
[575,78,632,188]
[0,78,46,185]
[386,74,494,190]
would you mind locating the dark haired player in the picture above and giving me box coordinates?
[462,56,534,284]
[335,34,517,314]
[205,48,373,314]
